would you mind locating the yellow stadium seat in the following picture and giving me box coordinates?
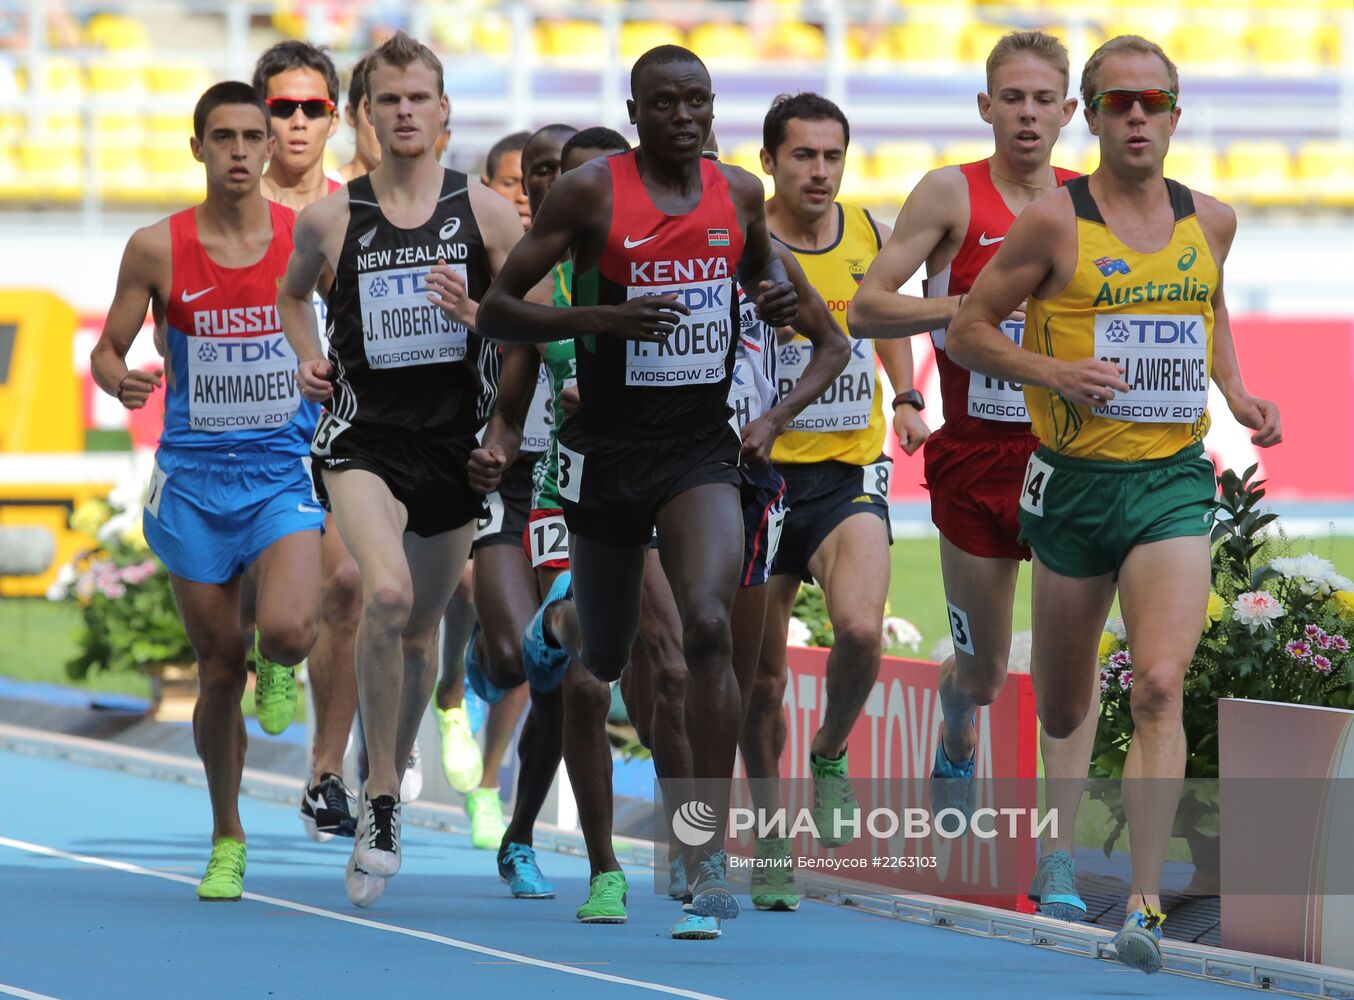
[845,25,889,63]
[144,139,204,204]
[147,113,195,138]
[1250,13,1329,72]
[941,141,995,169]
[147,62,211,98]
[838,149,873,204]
[0,112,24,144]
[93,145,150,203]
[473,16,515,59]
[871,141,938,205]
[727,141,773,197]
[1296,140,1354,208]
[83,12,152,52]
[17,140,82,202]
[87,58,147,98]
[763,21,827,62]
[621,21,686,61]
[93,111,144,143]
[888,15,966,66]
[0,145,22,202]
[1162,141,1219,193]
[960,21,1008,66]
[1171,15,1248,74]
[537,19,607,62]
[41,112,83,143]
[688,22,758,64]
[1080,145,1101,177]
[1221,141,1298,207]
[17,56,83,98]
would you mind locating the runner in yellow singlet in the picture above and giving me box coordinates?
[948,35,1281,974]
[740,93,930,908]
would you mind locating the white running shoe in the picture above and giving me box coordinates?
[354,784,402,878]
[400,741,424,803]
[345,851,386,907]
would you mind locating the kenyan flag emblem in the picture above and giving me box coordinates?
[707,228,730,247]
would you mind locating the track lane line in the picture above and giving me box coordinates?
[0,836,723,1000]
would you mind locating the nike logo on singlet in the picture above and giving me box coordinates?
[182,287,215,303]
[623,234,658,249]
[977,232,1004,246]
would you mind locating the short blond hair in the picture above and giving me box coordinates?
[986,30,1070,97]
[1081,35,1179,108]
[364,31,444,103]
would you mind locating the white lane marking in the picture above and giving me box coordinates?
[0,837,723,1000]
[0,984,62,999]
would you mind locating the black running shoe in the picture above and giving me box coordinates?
[301,773,356,842]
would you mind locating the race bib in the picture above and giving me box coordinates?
[145,459,167,519]
[625,279,733,386]
[557,443,583,503]
[1019,453,1054,517]
[311,410,350,457]
[311,289,330,355]
[528,513,570,567]
[1092,313,1207,424]
[475,492,505,541]
[359,263,469,370]
[967,319,1029,422]
[186,332,301,432]
[764,503,786,571]
[727,356,759,432]
[780,337,875,433]
[522,365,552,453]
[862,459,891,498]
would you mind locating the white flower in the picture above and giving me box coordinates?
[45,562,78,602]
[1269,554,1353,599]
[882,616,922,652]
[786,617,812,647]
[1106,617,1127,641]
[1232,591,1285,633]
[96,509,138,544]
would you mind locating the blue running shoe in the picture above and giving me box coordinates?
[690,851,740,920]
[522,571,572,693]
[929,738,976,823]
[668,853,687,900]
[671,912,721,940]
[1112,905,1165,974]
[1028,850,1087,922]
[464,622,506,705]
[497,842,556,899]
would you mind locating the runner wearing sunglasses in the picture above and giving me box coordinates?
[253,42,343,211]
[948,34,1282,974]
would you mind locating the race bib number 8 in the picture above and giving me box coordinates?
[1019,453,1054,517]
[1092,313,1207,424]
[625,279,733,386]
[862,459,891,498]
[359,263,469,370]
[529,513,570,567]
[557,443,584,504]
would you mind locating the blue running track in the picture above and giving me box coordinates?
[0,748,1252,999]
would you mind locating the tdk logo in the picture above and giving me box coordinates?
[1103,320,1131,344]
[638,283,727,311]
[368,277,391,298]
[1094,256,1131,277]
[198,343,219,362]
[779,344,806,366]
[198,339,287,363]
[1103,316,1200,345]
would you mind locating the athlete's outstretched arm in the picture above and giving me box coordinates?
[949,194,1126,408]
[478,166,689,345]
[91,222,167,409]
[726,167,797,328]
[740,248,849,465]
[279,194,347,402]
[849,168,966,339]
[469,344,538,494]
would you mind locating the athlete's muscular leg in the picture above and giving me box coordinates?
[394,525,476,776]
[731,582,770,722]
[806,513,891,758]
[1116,535,1209,913]
[435,564,474,711]
[172,574,248,842]
[655,483,743,865]
[307,522,362,778]
[740,574,799,814]
[501,686,564,849]
[569,538,648,683]
[935,536,1019,764]
[472,544,536,788]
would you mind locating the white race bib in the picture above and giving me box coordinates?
[967,319,1029,422]
[522,365,552,453]
[145,458,167,519]
[727,356,759,432]
[1092,313,1207,424]
[474,492,504,541]
[863,459,891,498]
[780,336,875,433]
[359,263,469,370]
[625,279,733,386]
[1019,453,1055,517]
[528,513,570,567]
[311,289,331,355]
[186,332,301,432]
[557,443,583,503]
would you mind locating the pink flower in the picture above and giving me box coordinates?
[1305,624,1323,640]
[1332,636,1350,652]
[1100,678,1110,692]
[1318,633,1333,650]
[1120,670,1134,690]
[1109,650,1132,669]
[118,560,159,586]
[99,581,127,600]
[1312,655,1333,674]
[1286,640,1312,660]
[1233,591,1285,633]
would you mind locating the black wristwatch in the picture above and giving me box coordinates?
[891,389,925,412]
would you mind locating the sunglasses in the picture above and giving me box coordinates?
[266,97,336,120]
[1089,89,1177,115]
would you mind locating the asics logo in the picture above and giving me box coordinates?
[439,218,462,240]
[623,234,658,249]
[977,233,1004,247]
[182,287,215,303]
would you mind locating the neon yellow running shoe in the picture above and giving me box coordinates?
[465,786,506,850]
[197,837,246,901]
[750,836,799,911]
[435,702,484,793]
[253,636,297,736]
[810,750,858,848]
[576,870,628,923]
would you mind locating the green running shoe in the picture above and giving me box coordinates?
[253,637,297,736]
[810,750,858,848]
[465,786,506,850]
[750,836,799,911]
[435,702,483,793]
[576,870,628,923]
[197,837,246,902]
